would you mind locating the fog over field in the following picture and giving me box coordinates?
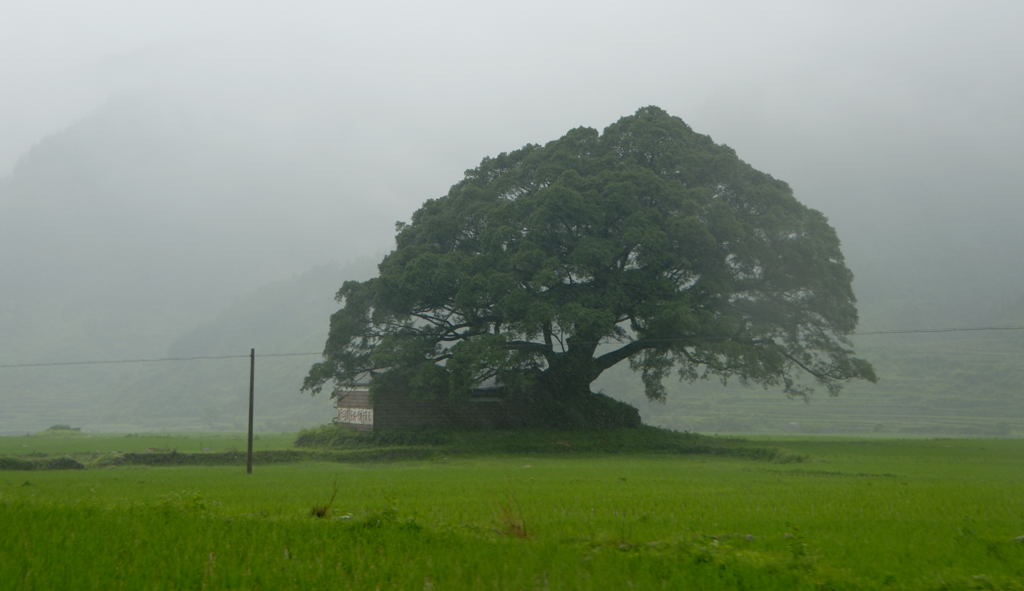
[1,1,1022,434]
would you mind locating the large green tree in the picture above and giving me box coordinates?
[305,107,875,424]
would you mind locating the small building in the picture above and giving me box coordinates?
[334,387,374,432]
[333,383,520,431]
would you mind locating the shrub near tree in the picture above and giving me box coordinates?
[304,107,876,428]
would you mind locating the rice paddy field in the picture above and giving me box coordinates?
[1,431,1023,590]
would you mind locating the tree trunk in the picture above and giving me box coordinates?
[540,351,599,399]
[530,349,642,429]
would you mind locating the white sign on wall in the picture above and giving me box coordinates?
[337,407,374,426]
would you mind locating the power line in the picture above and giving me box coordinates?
[853,326,1024,336]
[0,325,1021,370]
[0,352,321,369]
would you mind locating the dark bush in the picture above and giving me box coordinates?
[295,424,452,448]
[507,391,642,430]
[0,456,85,470]
[40,457,85,470]
[0,456,35,470]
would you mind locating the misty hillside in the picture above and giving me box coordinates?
[0,91,401,364]
[0,86,432,434]
[100,262,376,432]
[0,262,373,434]
[165,260,376,358]
[602,331,1024,437]
[1,81,1022,435]
[1,228,1021,435]
[3,246,1019,436]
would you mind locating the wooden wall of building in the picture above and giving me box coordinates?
[334,388,528,431]
[334,388,373,432]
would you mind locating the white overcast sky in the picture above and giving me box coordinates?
[2,0,1022,284]
[4,0,1021,173]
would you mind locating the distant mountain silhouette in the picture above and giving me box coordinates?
[0,92,392,363]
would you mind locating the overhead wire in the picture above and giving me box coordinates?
[0,352,322,369]
[853,326,1024,335]
[0,325,1021,370]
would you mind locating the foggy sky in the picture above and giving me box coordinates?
[5,1,1021,174]
[3,0,1023,326]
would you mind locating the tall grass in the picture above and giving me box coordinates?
[2,437,1023,589]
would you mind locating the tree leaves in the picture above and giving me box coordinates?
[306,106,876,402]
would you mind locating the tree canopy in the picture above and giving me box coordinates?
[304,106,875,421]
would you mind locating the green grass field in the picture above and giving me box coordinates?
[2,431,1023,590]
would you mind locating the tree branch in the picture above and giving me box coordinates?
[594,338,655,371]
[779,349,833,382]
[503,338,555,366]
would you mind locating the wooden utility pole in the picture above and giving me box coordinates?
[246,348,255,474]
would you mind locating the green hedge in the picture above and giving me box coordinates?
[0,456,85,471]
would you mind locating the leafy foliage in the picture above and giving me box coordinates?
[305,107,875,411]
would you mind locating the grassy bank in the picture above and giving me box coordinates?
[0,426,793,468]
